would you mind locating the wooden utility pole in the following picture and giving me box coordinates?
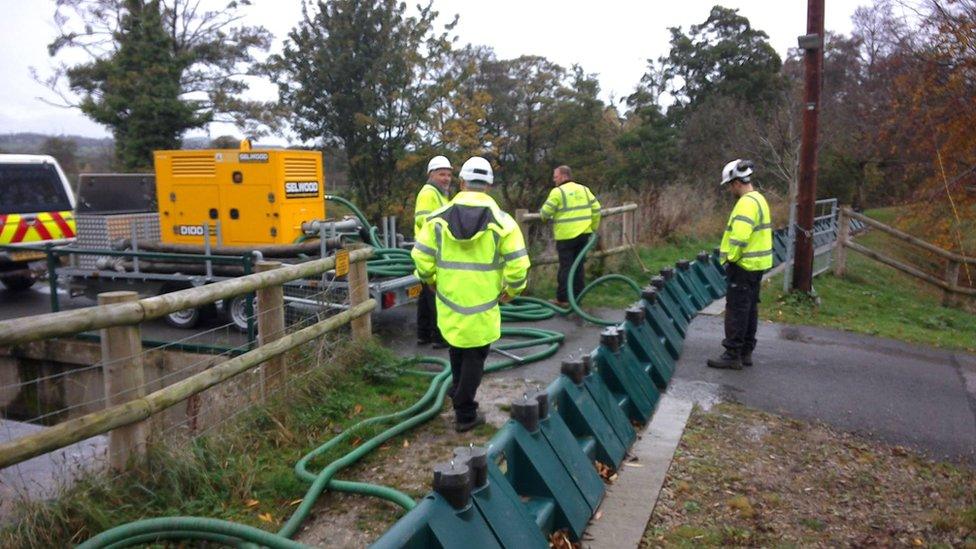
[792,0,826,293]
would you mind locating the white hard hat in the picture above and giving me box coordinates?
[427,155,452,173]
[459,156,493,185]
[720,159,754,186]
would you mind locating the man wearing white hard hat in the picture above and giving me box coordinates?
[411,156,531,432]
[413,155,453,348]
[708,159,773,370]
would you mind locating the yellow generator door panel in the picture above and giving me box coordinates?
[222,186,275,245]
[161,184,220,243]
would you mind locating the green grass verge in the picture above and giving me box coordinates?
[526,235,720,309]
[0,338,433,548]
[761,220,976,353]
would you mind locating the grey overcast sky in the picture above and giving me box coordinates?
[0,0,867,141]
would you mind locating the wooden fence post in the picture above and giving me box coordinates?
[833,207,850,277]
[348,248,372,340]
[515,208,529,241]
[98,291,146,471]
[621,209,634,249]
[944,260,961,308]
[256,261,286,392]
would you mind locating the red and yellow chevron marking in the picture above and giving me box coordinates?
[0,211,76,245]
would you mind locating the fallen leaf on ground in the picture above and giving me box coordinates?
[244,499,259,508]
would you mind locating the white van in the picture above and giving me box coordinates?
[0,154,76,291]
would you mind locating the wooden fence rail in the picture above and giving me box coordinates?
[0,247,375,470]
[835,207,974,307]
[515,203,638,266]
[0,247,374,347]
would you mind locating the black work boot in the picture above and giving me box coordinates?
[454,412,486,433]
[741,351,754,367]
[707,351,743,370]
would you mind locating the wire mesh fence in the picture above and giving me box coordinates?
[0,268,354,525]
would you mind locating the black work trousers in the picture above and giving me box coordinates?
[448,344,490,422]
[722,263,764,356]
[556,233,589,302]
[416,283,442,342]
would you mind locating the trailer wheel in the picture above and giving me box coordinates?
[227,295,252,333]
[0,275,35,292]
[164,308,201,329]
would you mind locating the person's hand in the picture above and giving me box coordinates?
[499,291,513,303]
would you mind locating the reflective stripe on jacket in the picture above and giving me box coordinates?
[410,191,530,348]
[413,183,448,234]
[719,191,773,271]
[539,181,601,241]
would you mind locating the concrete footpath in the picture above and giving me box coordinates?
[584,395,693,549]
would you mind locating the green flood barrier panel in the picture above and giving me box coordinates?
[532,391,605,513]
[593,328,656,424]
[640,286,683,360]
[477,465,551,548]
[487,415,593,539]
[659,268,697,320]
[694,253,726,299]
[618,329,662,408]
[674,260,710,310]
[549,371,628,468]
[702,252,728,296]
[649,276,689,338]
[447,445,553,549]
[369,494,503,549]
[710,250,729,295]
[622,308,673,389]
[580,354,638,451]
[710,248,725,273]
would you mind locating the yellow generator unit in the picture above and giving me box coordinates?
[153,140,325,246]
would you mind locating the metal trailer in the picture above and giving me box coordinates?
[42,173,421,343]
[47,246,421,340]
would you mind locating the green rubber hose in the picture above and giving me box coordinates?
[78,327,563,548]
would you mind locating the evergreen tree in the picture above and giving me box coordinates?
[45,0,272,170]
[66,1,202,169]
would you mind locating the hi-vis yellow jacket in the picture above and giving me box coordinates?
[719,191,773,271]
[411,191,530,348]
[413,183,449,234]
[539,181,601,241]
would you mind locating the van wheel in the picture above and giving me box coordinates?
[0,275,35,292]
[164,308,201,329]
